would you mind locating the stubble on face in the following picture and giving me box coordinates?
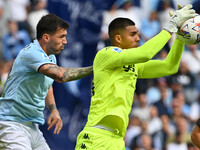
[46,28,67,55]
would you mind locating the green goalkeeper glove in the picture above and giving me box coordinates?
[164,4,196,34]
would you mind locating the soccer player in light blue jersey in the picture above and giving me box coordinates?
[0,14,93,150]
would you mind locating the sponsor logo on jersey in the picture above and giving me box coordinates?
[123,65,135,72]
[112,47,122,53]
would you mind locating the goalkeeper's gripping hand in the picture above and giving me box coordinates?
[164,4,196,34]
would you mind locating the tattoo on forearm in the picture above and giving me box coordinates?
[43,65,60,79]
[43,64,93,82]
[48,104,57,112]
[62,66,93,81]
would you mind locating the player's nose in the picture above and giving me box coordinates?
[136,35,140,42]
[63,38,67,45]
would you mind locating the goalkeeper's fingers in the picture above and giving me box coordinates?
[187,9,196,15]
[169,11,174,17]
[182,4,193,10]
[185,13,196,20]
[169,4,183,17]
[177,4,183,10]
[169,4,194,17]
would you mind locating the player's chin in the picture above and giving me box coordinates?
[55,49,62,55]
[60,47,65,51]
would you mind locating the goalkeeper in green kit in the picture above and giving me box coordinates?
[75,4,195,150]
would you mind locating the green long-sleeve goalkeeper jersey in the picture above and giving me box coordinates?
[85,30,185,137]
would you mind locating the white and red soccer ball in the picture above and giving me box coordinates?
[176,14,200,45]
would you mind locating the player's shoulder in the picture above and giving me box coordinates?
[17,42,47,63]
[98,46,123,54]
[23,41,44,56]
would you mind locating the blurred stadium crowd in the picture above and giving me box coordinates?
[1,0,200,150]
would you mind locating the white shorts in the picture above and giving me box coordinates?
[0,120,51,150]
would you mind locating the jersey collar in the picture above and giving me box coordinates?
[34,39,43,51]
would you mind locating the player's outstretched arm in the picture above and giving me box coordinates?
[137,38,185,78]
[120,30,171,66]
[38,64,93,83]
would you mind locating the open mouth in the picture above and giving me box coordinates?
[60,46,65,50]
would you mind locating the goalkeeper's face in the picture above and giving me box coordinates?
[120,25,140,49]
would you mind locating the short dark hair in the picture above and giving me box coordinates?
[36,14,69,40]
[108,17,135,39]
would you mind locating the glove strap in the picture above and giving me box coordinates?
[164,21,178,34]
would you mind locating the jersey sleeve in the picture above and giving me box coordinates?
[96,30,171,69]
[136,38,185,78]
[95,47,123,69]
[23,49,56,72]
[119,30,171,66]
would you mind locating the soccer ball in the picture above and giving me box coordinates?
[176,14,200,45]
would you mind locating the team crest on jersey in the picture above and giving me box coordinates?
[112,47,122,53]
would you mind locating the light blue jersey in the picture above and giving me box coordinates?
[0,40,56,125]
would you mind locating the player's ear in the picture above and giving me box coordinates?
[115,34,122,44]
[43,33,50,42]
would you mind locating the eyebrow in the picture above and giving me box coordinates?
[131,30,138,35]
